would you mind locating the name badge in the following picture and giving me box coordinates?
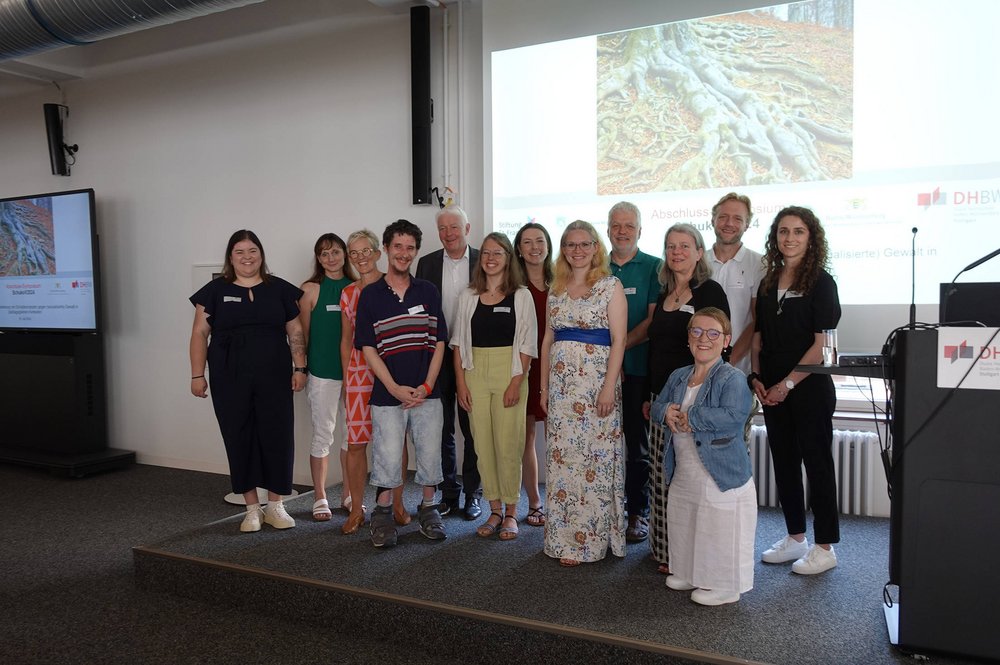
[623,287,637,295]
[493,306,511,313]
[223,296,242,303]
[326,304,342,312]
[680,304,696,314]
[785,291,804,299]
[408,304,425,315]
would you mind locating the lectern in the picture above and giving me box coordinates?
[888,328,1000,660]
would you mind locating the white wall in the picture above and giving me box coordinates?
[0,3,484,486]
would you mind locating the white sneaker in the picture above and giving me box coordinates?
[691,588,740,606]
[665,576,696,591]
[792,544,837,575]
[240,505,263,533]
[263,500,295,529]
[761,535,810,563]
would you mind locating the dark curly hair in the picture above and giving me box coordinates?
[761,206,829,294]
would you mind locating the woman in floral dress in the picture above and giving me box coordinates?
[539,221,627,566]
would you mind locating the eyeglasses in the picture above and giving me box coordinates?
[689,327,724,341]
[563,241,596,251]
[481,249,506,259]
[348,247,375,259]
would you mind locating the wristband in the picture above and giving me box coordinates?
[746,372,759,390]
[293,367,308,374]
[191,375,205,380]
[421,382,432,395]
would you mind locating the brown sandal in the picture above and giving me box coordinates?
[476,512,503,537]
[393,504,412,526]
[341,511,365,535]
[559,558,581,567]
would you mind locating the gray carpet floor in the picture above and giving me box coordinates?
[0,463,456,665]
[0,462,985,665]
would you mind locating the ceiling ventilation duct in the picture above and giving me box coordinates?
[0,0,266,62]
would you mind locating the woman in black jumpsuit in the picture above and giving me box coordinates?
[750,207,841,575]
[190,230,307,533]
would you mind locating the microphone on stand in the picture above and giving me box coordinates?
[942,246,1000,323]
[909,227,918,329]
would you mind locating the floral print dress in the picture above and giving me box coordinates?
[544,276,626,562]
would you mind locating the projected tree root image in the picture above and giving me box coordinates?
[597,1,853,194]
[0,200,56,276]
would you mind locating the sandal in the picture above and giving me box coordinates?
[499,515,519,541]
[393,504,412,526]
[312,499,332,522]
[476,512,504,537]
[341,511,365,535]
[526,506,545,527]
[657,563,671,575]
[559,558,581,567]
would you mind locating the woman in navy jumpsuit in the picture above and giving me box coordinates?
[190,230,307,532]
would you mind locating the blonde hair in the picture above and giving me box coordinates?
[657,223,712,294]
[551,220,610,295]
[347,229,380,251]
[688,306,732,335]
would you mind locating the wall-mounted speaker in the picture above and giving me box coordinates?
[411,5,432,205]
[43,103,70,176]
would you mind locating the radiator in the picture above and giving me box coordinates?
[748,425,887,517]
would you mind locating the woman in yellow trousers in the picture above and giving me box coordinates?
[452,233,538,540]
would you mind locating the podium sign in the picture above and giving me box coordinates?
[936,327,1000,390]
[889,329,1000,660]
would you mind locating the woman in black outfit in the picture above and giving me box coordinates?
[644,222,729,574]
[190,230,308,533]
[750,206,841,575]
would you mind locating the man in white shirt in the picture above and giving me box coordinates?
[708,192,763,375]
[416,205,482,519]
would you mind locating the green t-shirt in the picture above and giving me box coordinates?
[609,250,662,377]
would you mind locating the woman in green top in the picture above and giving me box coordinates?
[299,233,358,521]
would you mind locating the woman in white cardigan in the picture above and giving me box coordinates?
[452,233,538,541]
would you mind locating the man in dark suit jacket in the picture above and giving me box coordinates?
[415,205,482,520]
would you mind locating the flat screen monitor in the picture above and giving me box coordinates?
[0,188,100,332]
[939,282,1000,327]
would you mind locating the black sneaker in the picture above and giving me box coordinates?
[463,496,482,520]
[370,505,397,548]
[437,497,459,517]
[418,504,447,540]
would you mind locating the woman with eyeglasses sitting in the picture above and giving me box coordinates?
[539,221,627,567]
[644,223,730,574]
[651,307,756,606]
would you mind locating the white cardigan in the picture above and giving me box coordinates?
[449,286,538,377]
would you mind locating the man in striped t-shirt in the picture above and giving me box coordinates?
[355,220,449,548]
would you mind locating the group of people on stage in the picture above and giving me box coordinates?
[189,192,842,606]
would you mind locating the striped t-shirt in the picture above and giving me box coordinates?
[354,275,448,407]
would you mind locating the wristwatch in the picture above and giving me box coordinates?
[784,378,795,391]
[293,366,308,374]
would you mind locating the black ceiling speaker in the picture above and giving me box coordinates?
[411,5,432,205]
[43,103,71,176]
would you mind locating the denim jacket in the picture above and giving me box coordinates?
[650,357,753,492]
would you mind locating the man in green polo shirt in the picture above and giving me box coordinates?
[607,201,662,542]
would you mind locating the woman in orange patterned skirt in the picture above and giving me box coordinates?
[340,229,410,534]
